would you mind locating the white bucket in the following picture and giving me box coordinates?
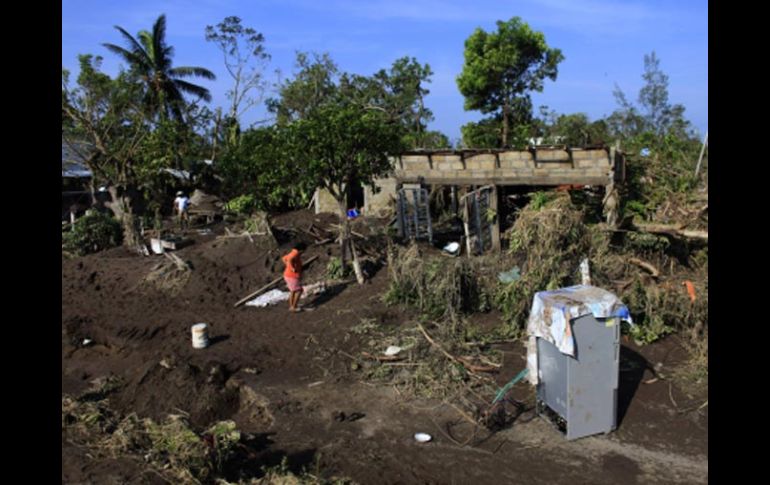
[191,323,209,349]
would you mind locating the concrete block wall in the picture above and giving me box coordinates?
[314,176,398,216]
[395,148,614,185]
[313,148,619,214]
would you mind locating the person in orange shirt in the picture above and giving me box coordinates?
[282,242,307,312]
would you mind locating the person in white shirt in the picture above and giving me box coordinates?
[174,191,190,229]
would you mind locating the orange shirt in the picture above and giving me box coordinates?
[282,249,302,278]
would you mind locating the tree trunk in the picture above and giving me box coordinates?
[336,197,365,284]
[501,102,510,148]
[89,180,103,210]
[107,186,143,250]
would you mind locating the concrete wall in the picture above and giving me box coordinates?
[395,148,616,186]
[315,187,340,214]
[313,148,621,215]
[364,177,397,217]
[314,176,398,215]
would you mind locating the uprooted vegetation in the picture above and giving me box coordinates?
[62,389,354,485]
[379,191,707,415]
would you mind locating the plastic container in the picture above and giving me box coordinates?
[191,323,209,349]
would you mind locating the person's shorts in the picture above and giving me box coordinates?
[284,276,303,292]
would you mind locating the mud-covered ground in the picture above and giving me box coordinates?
[61,211,707,484]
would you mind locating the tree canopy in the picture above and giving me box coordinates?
[103,14,216,122]
[456,17,563,147]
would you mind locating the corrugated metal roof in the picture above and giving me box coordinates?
[62,140,93,178]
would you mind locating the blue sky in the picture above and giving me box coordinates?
[62,0,708,143]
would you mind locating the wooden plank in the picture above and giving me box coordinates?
[490,185,501,252]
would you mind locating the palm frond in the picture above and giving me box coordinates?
[152,14,167,58]
[113,26,150,60]
[173,79,212,102]
[170,66,216,80]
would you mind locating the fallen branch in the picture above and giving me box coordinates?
[634,223,708,241]
[417,322,498,374]
[297,227,324,242]
[163,252,189,271]
[457,356,500,373]
[629,257,660,279]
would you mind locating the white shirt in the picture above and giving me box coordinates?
[174,196,190,211]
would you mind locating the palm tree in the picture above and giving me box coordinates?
[103,14,215,122]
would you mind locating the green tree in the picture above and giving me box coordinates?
[218,126,313,210]
[103,14,216,122]
[456,17,563,147]
[461,117,502,148]
[421,130,451,149]
[62,55,150,249]
[541,113,610,146]
[268,52,339,124]
[280,89,404,283]
[608,52,691,139]
[371,57,435,148]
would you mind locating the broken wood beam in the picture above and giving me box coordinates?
[629,257,660,279]
[634,223,708,241]
[163,252,189,271]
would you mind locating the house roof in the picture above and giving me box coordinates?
[62,140,93,178]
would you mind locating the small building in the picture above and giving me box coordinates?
[313,146,625,252]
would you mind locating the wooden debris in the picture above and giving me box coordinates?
[634,223,708,241]
[417,322,498,374]
[629,257,660,279]
[163,252,189,271]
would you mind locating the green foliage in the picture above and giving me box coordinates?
[269,52,340,124]
[281,93,404,210]
[219,125,313,210]
[608,51,693,140]
[63,211,123,255]
[63,49,213,246]
[625,232,670,255]
[535,111,610,146]
[416,130,452,149]
[260,53,409,215]
[498,195,589,335]
[327,257,351,280]
[385,244,483,322]
[457,16,564,146]
[460,117,501,148]
[372,57,436,148]
[620,130,704,220]
[622,281,675,345]
[224,194,258,215]
[528,191,555,211]
[102,14,216,122]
